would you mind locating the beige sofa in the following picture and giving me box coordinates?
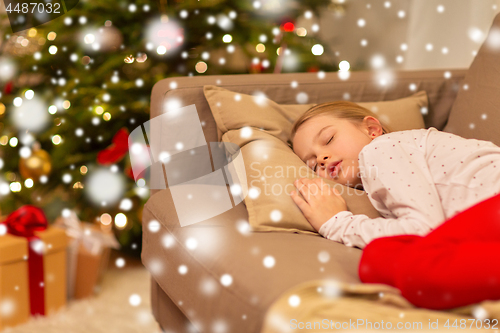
[142,13,500,333]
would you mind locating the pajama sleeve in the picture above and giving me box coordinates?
[318,139,447,249]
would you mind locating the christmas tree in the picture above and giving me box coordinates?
[0,0,338,255]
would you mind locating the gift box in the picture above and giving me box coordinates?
[73,238,111,299]
[54,212,120,300]
[1,205,68,320]
[0,234,30,330]
[35,227,68,315]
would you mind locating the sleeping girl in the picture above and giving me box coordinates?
[289,100,500,309]
[289,101,500,249]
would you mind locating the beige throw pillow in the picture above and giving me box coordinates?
[203,85,428,234]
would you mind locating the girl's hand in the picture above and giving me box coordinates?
[290,178,348,232]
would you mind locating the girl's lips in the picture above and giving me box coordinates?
[329,161,342,178]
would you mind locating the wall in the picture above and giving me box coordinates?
[297,0,500,71]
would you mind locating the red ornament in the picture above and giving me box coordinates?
[307,66,319,73]
[3,81,14,95]
[282,22,295,32]
[97,127,130,165]
[249,62,264,73]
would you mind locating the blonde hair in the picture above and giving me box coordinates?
[290,101,393,144]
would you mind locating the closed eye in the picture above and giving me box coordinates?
[311,136,334,172]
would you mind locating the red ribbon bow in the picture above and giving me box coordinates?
[4,205,48,237]
[97,128,130,165]
[3,205,48,316]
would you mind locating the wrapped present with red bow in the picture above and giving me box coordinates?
[0,224,30,330]
[0,205,68,327]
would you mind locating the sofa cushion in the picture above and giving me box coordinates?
[205,85,427,145]
[443,13,500,146]
[203,85,428,234]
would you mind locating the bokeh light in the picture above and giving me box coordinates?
[11,96,49,133]
[84,168,125,205]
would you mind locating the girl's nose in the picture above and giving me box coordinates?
[319,155,329,167]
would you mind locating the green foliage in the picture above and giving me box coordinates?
[0,0,336,253]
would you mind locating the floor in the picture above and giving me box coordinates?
[3,249,162,333]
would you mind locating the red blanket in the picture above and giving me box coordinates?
[359,192,500,310]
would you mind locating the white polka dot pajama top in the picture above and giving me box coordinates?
[318,127,500,249]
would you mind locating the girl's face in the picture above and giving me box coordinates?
[292,114,384,188]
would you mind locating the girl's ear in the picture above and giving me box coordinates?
[363,116,384,138]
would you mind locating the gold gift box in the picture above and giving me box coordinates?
[74,243,111,299]
[0,226,68,330]
[0,234,30,330]
[36,227,68,315]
